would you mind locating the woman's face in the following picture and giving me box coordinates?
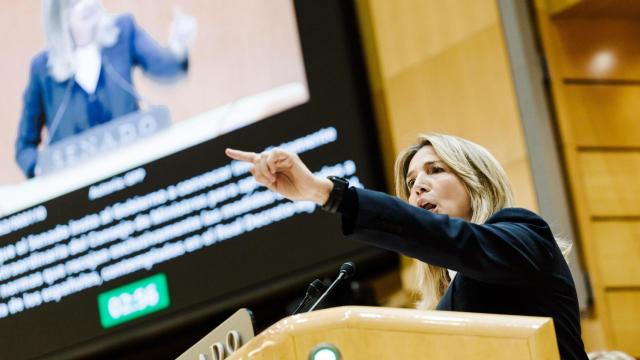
[66,0,102,47]
[406,146,472,220]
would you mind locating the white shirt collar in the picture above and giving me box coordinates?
[74,43,101,94]
[448,269,457,281]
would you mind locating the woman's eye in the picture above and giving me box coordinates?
[407,179,415,188]
[431,166,445,174]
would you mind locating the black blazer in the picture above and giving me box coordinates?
[338,187,587,360]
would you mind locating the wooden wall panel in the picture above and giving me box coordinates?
[564,84,640,147]
[556,0,640,19]
[384,25,524,160]
[591,221,640,287]
[367,0,497,79]
[553,19,640,80]
[606,292,640,355]
[534,0,640,353]
[504,160,539,214]
[578,153,640,216]
[545,0,583,16]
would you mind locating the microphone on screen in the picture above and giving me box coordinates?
[307,262,356,312]
[292,279,328,315]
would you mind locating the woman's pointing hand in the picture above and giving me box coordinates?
[225,148,333,205]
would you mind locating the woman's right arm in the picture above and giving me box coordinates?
[124,14,189,80]
[343,188,557,285]
[226,148,557,285]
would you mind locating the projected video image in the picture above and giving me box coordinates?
[0,0,308,215]
[0,1,387,358]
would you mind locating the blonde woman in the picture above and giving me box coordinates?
[226,133,587,359]
[16,0,196,178]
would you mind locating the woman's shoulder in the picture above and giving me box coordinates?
[486,207,549,228]
[111,13,137,36]
[28,52,49,80]
[486,208,557,248]
[30,52,48,69]
[114,13,136,27]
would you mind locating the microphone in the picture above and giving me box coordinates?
[292,279,328,315]
[307,262,356,312]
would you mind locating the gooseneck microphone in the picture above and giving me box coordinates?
[292,279,328,315]
[307,262,356,312]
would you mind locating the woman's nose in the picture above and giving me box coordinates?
[413,176,430,195]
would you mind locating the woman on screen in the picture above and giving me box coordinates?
[225,133,588,360]
[15,0,196,178]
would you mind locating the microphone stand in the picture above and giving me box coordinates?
[307,271,347,312]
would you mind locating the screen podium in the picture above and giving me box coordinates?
[220,306,559,359]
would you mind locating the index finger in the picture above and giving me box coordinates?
[225,148,258,162]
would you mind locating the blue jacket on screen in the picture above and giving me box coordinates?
[338,187,588,360]
[16,14,188,178]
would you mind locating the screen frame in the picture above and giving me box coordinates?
[0,0,396,358]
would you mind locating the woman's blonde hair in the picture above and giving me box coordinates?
[394,133,571,310]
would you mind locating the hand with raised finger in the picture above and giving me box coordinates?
[225,148,332,204]
[168,7,197,60]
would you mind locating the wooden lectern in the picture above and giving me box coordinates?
[226,306,559,359]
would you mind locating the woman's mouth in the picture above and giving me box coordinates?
[420,202,437,213]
